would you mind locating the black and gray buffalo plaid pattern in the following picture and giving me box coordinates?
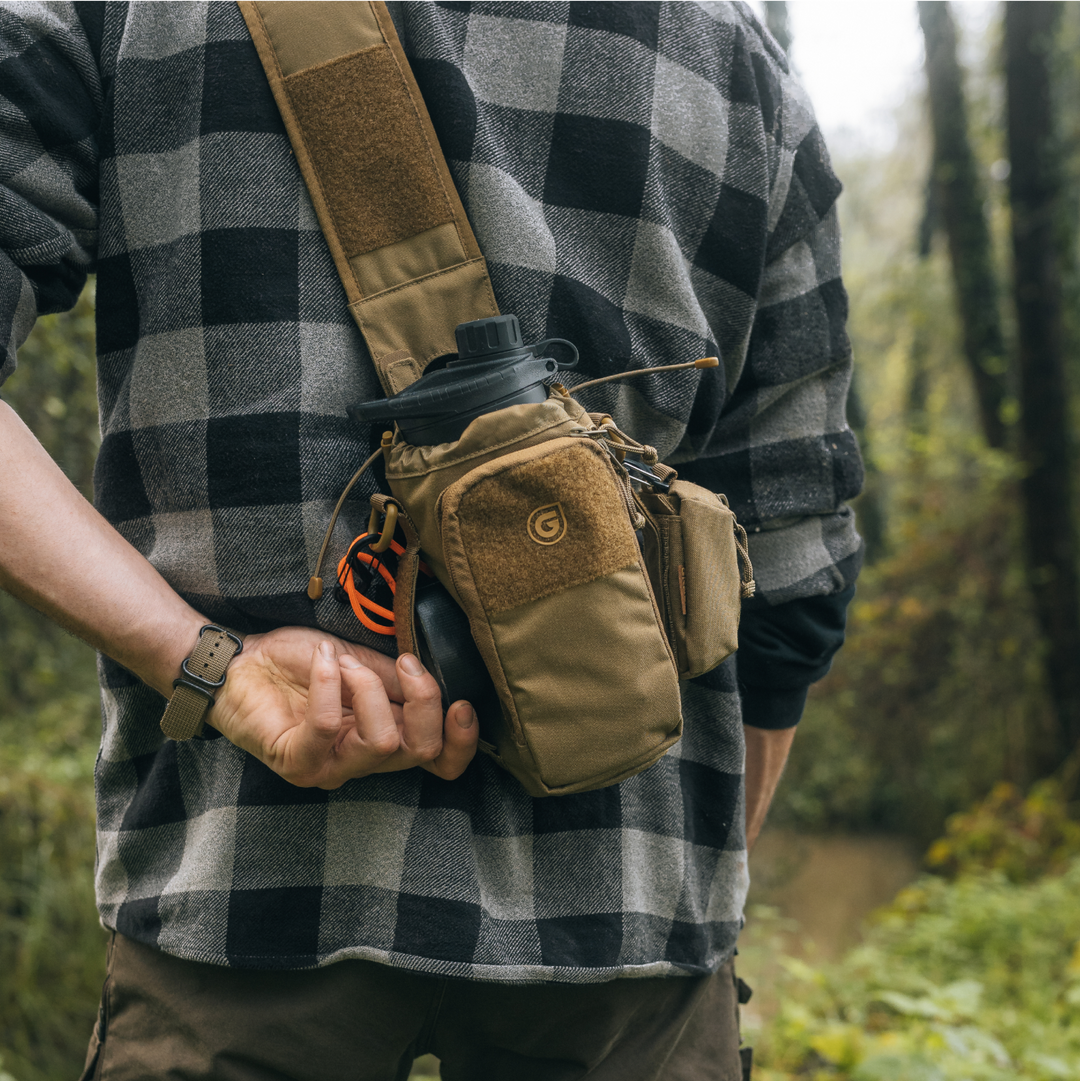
[0,1,860,977]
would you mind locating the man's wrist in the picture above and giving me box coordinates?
[130,609,211,699]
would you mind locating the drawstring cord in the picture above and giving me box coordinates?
[733,520,756,598]
[569,356,718,394]
[307,446,384,600]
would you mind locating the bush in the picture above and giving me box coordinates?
[1,287,106,1080]
[926,779,1080,882]
[0,729,105,1081]
[748,858,1080,1080]
[770,471,1056,842]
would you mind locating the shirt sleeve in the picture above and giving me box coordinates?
[0,1,101,386]
[681,19,863,726]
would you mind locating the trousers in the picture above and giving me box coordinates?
[81,933,745,1080]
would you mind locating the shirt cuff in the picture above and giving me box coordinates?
[738,681,808,730]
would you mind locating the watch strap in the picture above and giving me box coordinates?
[160,625,244,741]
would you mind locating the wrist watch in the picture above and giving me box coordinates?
[159,624,245,740]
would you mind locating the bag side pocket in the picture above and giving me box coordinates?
[640,480,754,679]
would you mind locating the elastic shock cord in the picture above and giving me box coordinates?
[337,535,405,635]
[307,446,384,600]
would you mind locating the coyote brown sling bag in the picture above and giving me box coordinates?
[238,1,754,796]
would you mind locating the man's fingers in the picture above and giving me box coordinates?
[341,643,403,702]
[283,642,345,781]
[422,701,479,781]
[338,654,401,759]
[395,654,446,761]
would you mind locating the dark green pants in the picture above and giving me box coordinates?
[82,933,743,1080]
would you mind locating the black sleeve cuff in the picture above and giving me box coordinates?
[728,584,857,729]
[736,584,856,691]
[738,682,808,730]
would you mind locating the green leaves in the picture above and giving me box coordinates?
[1,282,105,1080]
[749,860,1080,1080]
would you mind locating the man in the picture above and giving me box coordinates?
[0,2,861,1077]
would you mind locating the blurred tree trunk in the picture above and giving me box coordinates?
[1005,1,1080,771]
[908,172,938,456]
[846,371,887,561]
[918,1,1009,449]
[763,2,791,55]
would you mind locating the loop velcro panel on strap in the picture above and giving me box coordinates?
[238,0,499,391]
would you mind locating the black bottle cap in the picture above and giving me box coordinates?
[455,315,526,361]
[347,315,578,445]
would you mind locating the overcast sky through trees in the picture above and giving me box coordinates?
[763,1,996,150]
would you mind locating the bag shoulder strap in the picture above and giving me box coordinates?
[237,1,499,394]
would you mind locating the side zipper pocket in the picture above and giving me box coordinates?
[639,480,754,679]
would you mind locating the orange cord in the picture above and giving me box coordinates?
[337,534,405,636]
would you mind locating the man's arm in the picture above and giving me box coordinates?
[0,399,477,787]
[743,725,796,850]
[736,583,856,848]
[0,7,476,789]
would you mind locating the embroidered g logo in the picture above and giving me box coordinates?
[527,502,567,545]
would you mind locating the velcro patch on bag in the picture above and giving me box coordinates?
[452,441,639,614]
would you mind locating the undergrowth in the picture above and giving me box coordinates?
[747,783,1080,1081]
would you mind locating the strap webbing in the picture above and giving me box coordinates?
[370,492,423,660]
[160,626,244,741]
[237,1,499,393]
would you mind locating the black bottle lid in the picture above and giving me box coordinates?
[455,314,525,361]
[348,315,578,445]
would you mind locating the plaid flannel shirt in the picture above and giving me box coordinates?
[0,0,861,978]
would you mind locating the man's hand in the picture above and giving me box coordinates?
[209,626,478,789]
[1,402,478,790]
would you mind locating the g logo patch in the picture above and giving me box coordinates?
[527,502,567,545]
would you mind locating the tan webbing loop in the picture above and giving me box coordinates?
[369,493,423,659]
[733,521,756,598]
[237,0,499,392]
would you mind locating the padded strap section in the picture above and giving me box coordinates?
[238,1,499,390]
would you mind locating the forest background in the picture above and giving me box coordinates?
[3,2,1080,1079]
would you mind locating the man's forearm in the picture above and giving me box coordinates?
[0,400,204,696]
[0,399,480,784]
[743,724,797,850]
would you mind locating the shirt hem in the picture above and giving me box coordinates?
[99,918,737,984]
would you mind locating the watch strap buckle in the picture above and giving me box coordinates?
[160,624,244,741]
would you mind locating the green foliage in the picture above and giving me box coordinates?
[926,778,1080,883]
[0,750,104,1081]
[1,284,105,1080]
[771,470,1054,841]
[748,859,1080,1081]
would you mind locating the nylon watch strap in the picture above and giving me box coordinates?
[160,625,245,741]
